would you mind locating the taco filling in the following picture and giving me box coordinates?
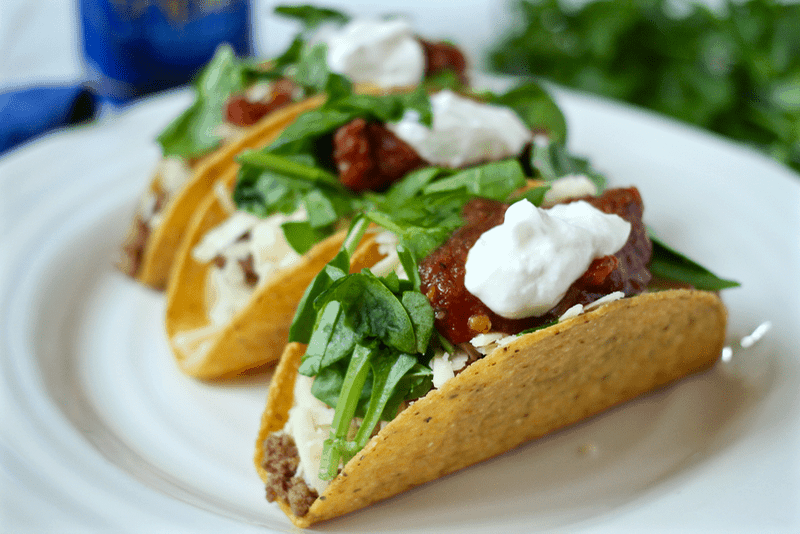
[120,4,468,281]
[188,89,539,331]
[261,186,649,509]
[256,154,738,521]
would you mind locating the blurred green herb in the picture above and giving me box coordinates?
[157,45,263,158]
[488,0,800,173]
[156,5,354,158]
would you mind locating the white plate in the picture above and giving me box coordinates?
[1,87,798,533]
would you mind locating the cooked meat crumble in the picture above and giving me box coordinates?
[262,433,318,517]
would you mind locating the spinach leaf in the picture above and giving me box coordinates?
[365,208,460,261]
[383,167,445,207]
[157,45,253,158]
[301,272,435,479]
[290,216,370,344]
[321,271,418,354]
[318,342,374,480]
[511,184,550,206]
[274,4,350,30]
[156,4,353,159]
[423,159,527,200]
[350,352,417,451]
[237,150,344,190]
[402,291,435,353]
[530,136,607,190]
[267,88,432,154]
[281,221,332,255]
[649,236,740,291]
[292,42,354,97]
[233,150,361,253]
[486,81,568,144]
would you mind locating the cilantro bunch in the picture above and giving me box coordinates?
[488,0,800,173]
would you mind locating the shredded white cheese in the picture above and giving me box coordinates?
[157,156,193,198]
[140,156,193,228]
[557,291,625,322]
[430,349,469,388]
[192,208,306,326]
[543,174,599,205]
[212,121,248,143]
[283,375,336,495]
[369,230,408,279]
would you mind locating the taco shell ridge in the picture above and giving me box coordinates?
[121,95,326,290]
[255,289,727,527]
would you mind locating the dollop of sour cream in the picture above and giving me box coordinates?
[464,199,631,319]
[386,90,532,168]
[318,18,425,89]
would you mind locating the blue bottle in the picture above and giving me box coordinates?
[80,0,251,103]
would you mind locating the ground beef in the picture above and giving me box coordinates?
[419,188,652,344]
[210,253,259,286]
[238,254,259,286]
[119,216,150,277]
[119,187,168,277]
[332,118,427,192]
[262,433,318,517]
[225,78,298,127]
[420,39,468,85]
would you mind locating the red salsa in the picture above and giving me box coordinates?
[419,188,652,344]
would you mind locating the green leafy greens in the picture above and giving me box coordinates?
[231,79,566,255]
[289,152,739,482]
[156,4,354,158]
[157,45,266,158]
[650,236,740,290]
[289,216,435,480]
[488,0,800,173]
[232,85,438,253]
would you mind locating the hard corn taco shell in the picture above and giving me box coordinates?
[119,95,326,290]
[165,189,384,378]
[255,289,727,528]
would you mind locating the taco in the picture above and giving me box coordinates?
[118,4,470,289]
[253,173,738,526]
[164,82,571,379]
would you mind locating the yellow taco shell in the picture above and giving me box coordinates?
[119,95,326,290]
[255,289,727,527]
[165,190,384,378]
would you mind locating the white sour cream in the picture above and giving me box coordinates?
[464,199,631,319]
[319,18,425,89]
[386,90,532,168]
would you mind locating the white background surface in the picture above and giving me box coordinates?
[2,1,800,532]
[2,81,800,533]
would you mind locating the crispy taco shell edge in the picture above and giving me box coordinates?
[255,289,727,528]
